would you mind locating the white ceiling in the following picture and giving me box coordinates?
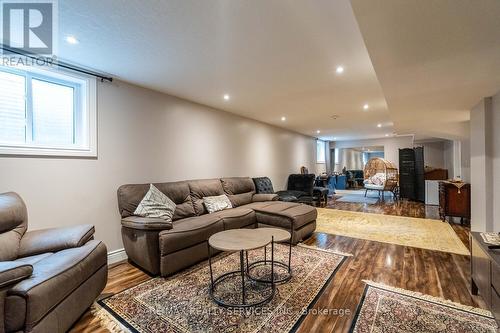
[350,0,500,140]
[57,0,500,141]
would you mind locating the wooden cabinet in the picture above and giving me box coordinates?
[439,182,471,224]
[471,232,500,325]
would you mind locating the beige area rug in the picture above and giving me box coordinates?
[316,208,469,255]
[93,244,348,333]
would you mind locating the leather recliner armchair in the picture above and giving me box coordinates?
[0,192,107,333]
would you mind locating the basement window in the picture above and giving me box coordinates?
[0,65,97,157]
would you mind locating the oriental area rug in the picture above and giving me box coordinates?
[350,281,497,333]
[316,208,469,255]
[93,244,348,333]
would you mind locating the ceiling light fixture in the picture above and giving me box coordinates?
[385,134,389,137]
[377,123,382,128]
[333,137,337,140]
[363,104,369,110]
[65,35,79,44]
[281,116,286,121]
[223,94,230,101]
[316,130,321,134]
[335,66,344,74]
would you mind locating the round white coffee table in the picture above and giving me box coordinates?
[207,229,276,308]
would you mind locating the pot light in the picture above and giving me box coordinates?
[385,133,389,137]
[333,137,337,140]
[223,94,230,101]
[377,123,382,128]
[65,35,79,45]
[335,66,344,74]
[363,104,369,110]
[316,130,321,134]
[281,116,286,121]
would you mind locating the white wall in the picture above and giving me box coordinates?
[470,96,494,232]
[493,92,500,232]
[331,136,414,167]
[0,80,316,251]
[415,141,446,169]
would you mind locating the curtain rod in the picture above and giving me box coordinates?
[0,45,113,82]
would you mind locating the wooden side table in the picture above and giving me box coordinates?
[439,181,471,224]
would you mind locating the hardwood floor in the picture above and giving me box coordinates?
[70,199,482,333]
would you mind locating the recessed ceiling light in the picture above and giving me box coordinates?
[316,130,321,134]
[363,104,369,110]
[377,123,382,128]
[223,94,230,101]
[335,66,344,74]
[385,133,389,137]
[65,35,78,45]
[333,137,337,140]
[281,116,286,121]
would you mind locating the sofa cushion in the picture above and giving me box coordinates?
[188,179,225,215]
[118,181,195,221]
[214,207,256,229]
[159,214,223,255]
[221,177,256,207]
[251,202,317,230]
[6,240,107,331]
[15,253,53,265]
[134,184,176,221]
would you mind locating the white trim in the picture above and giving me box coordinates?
[107,248,128,265]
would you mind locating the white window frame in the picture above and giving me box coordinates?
[0,65,97,157]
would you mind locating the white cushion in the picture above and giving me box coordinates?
[203,194,233,213]
[134,184,176,221]
[364,183,385,190]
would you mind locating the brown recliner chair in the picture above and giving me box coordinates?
[0,192,108,333]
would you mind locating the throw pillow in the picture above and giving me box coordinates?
[203,194,233,213]
[134,184,176,221]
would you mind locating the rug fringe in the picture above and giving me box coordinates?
[362,280,493,318]
[91,303,130,333]
[297,243,353,257]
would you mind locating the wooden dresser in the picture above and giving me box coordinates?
[471,232,500,324]
[439,182,471,224]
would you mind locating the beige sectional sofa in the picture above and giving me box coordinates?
[117,177,317,276]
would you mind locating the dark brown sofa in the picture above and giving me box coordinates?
[118,177,317,276]
[0,192,107,333]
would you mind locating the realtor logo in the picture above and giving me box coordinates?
[0,0,57,55]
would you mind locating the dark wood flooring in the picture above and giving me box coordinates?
[70,197,482,333]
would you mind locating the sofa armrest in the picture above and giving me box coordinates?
[121,216,173,231]
[0,262,33,289]
[252,193,279,202]
[18,224,95,257]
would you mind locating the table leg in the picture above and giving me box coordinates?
[207,242,214,287]
[271,236,275,285]
[240,250,246,305]
[264,245,267,264]
[246,250,249,272]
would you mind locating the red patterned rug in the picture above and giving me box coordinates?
[350,281,498,333]
[94,244,348,333]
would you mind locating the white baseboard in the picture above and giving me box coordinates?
[107,248,128,265]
